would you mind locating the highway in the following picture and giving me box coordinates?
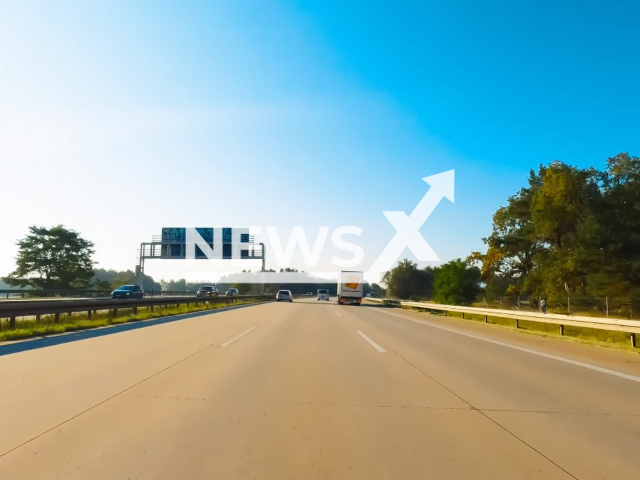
[1,298,640,479]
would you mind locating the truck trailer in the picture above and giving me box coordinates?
[337,271,364,305]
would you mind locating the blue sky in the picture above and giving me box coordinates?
[1,1,638,281]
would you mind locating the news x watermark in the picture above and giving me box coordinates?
[185,170,454,283]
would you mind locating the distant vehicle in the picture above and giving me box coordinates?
[276,290,293,302]
[226,288,239,296]
[196,285,218,297]
[337,271,364,305]
[111,285,143,299]
[306,292,313,296]
[317,288,330,301]
[365,293,372,298]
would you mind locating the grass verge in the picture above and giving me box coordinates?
[0,300,261,343]
[401,306,639,353]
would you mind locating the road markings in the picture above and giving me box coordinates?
[220,327,256,348]
[378,310,640,384]
[336,311,341,317]
[280,309,286,313]
[356,330,386,353]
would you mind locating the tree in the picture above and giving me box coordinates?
[382,259,435,300]
[93,268,162,291]
[472,153,640,304]
[432,259,482,305]
[468,168,542,293]
[92,279,113,290]
[368,283,387,298]
[3,226,95,289]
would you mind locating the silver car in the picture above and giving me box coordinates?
[276,290,293,302]
[317,289,330,301]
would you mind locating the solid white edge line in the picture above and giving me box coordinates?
[377,310,640,384]
[221,327,256,347]
[356,330,386,353]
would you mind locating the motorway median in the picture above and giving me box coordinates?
[0,299,263,343]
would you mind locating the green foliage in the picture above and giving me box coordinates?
[432,259,482,305]
[92,279,113,290]
[382,259,434,300]
[3,226,95,289]
[367,283,386,297]
[93,268,162,291]
[231,282,252,295]
[472,153,640,304]
[381,258,480,304]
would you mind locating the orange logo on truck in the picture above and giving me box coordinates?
[345,276,360,289]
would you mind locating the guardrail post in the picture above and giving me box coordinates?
[484,315,488,323]
[462,312,465,319]
[87,310,92,319]
[36,314,41,322]
[559,325,564,336]
[150,305,154,312]
[112,309,117,318]
[515,319,519,329]
[54,313,60,323]
[9,316,16,329]
[632,333,637,348]
[132,307,138,315]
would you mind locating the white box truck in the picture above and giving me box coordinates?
[337,271,364,305]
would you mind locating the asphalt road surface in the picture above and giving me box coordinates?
[1,298,640,479]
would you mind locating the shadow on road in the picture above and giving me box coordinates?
[0,302,264,357]
[289,298,394,308]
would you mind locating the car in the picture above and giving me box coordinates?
[306,292,313,296]
[196,285,218,297]
[111,285,143,299]
[226,288,239,296]
[317,288,330,301]
[276,290,293,302]
[366,293,372,298]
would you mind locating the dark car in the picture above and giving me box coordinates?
[226,288,239,296]
[111,285,143,299]
[196,285,219,297]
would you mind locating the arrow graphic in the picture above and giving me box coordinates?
[366,170,455,281]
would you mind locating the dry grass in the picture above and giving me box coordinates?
[402,306,639,353]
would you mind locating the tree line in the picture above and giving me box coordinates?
[381,152,640,306]
[469,153,640,306]
[381,258,481,304]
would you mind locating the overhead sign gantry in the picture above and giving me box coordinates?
[136,227,265,281]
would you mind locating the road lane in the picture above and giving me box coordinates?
[343,303,640,480]
[1,299,638,478]
[0,302,282,454]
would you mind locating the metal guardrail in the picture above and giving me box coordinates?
[365,298,640,347]
[0,289,229,299]
[0,294,275,329]
[0,289,113,299]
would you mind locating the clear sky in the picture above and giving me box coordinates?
[1,1,638,281]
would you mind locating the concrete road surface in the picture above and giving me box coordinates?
[1,299,640,479]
